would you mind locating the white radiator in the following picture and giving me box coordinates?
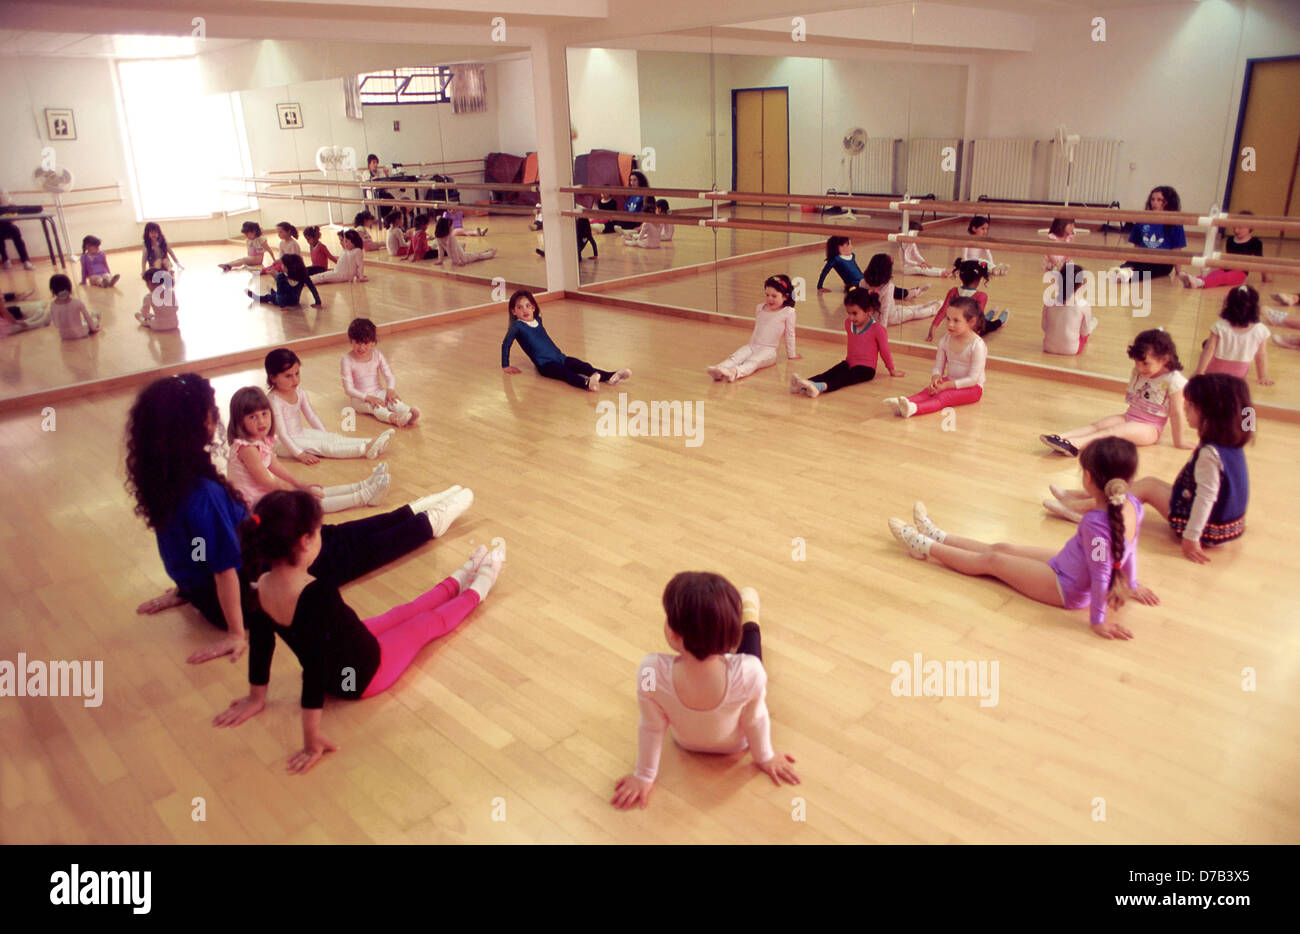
[859,138,898,193]
[969,138,1035,200]
[906,138,959,199]
[1048,138,1121,204]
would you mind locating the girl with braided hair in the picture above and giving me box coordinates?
[886,437,1160,640]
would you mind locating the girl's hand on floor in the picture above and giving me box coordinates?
[1132,585,1161,605]
[137,587,187,614]
[756,752,801,786]
[818,287,832,293]
[788,353,802,360]
[611,774,654,810]
[288,736,338,775]
[889,369,906,378]
[213,694,265,727]
[1257,376,1274,387]
[1092,621,1134,640]
[188,632,248,665]
[1181,538,1210,564]
[296,452,321,465]
[503,366,522,375]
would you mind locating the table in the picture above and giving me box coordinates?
[0,211,66,268]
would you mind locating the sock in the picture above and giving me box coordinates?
[813,382,827,392]
[450,545,489,590]
[468,550,503,600]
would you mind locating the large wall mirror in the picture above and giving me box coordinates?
[0,34,538,401]
[561,3,1300,410]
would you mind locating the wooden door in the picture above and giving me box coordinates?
[1227,57,1300,218]
[733,88,789,194]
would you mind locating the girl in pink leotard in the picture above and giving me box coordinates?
[213,490,499,774]
[885,297,986,419]
[887,437,1160,640]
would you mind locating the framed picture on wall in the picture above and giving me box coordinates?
[45,108,76,141]
[277,103,304,130]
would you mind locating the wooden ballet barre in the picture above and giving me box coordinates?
[224,175,538,193]
[1195,255,1300,274]
[561,185,724,200]
[911,198,1204,227]
[1205,213,1300,233]
[220,188,539,215]
[707,190,900,210]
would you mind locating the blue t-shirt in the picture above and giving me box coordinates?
[273,273,321,307]
[1129,222,1186,252]
[817,253,865,289]
[156,478,248,592]
[501,316,566,369]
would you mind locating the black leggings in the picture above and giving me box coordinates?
[0,222,29,262]
[179,505,434,630]
[1121,260,1175,278]
[577,218,597,259]
[538,356,615,390]
[738,622,762,660]
[305,265,328,276]
[811,361,875,393]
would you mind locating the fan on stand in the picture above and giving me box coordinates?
[839,127,867,220]
[33,165,74,257]
[1053,125,1081,206]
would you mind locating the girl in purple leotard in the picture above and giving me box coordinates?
[886,437,1161,640]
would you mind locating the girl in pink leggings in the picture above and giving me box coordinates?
[885,297,986,419]
[1178,215,1263,290]
[213,490,501,775]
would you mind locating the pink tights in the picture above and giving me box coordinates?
[360,578,480,697]
[906,385,983,415]
[1198,269,1247,288]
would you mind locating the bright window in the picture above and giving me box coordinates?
[358,66,453,105]
[116,57,256,220]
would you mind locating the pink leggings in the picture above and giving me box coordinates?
[906,384,983,416]
[360,578,480,697]
[1198,269,1247,288]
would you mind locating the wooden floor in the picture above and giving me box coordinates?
[2,299,1298,843]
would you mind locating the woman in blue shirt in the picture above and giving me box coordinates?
[1118,186,1186,281]
[128,373,468,663]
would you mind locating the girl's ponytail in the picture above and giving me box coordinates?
[239,490,322,577]
[1079,438,1140,610]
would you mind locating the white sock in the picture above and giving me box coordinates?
[411,485,461,515]
[468,547,504,600]
[450,545,490,590]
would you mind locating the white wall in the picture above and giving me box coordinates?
[566,47,642,157]
[0,56,139,257]
[496,56,539,154]
[965,0,1300,211]
[636,51,716,194]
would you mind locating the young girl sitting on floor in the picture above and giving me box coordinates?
[790,289,904,397]
[961,216,1009,276]
[900,224,951,278]
[862,253,939,325]
[1193,285,1272,385]
[817,236,864,291]
[264,222,302,275]
[137,268,179,331]
[311,230,367,285]
[341,317,419,426]
[623,201,666,249]
[611,572,799,809]
[1180,213,1262,290]
[247,254,323,309]
[926,259,1006,341]
[219,221,273,272]
[226,386,389,513]
[403,214,439,262]
[0,291,51,333]
[434,216,496,266]
[49,274,100,340]
[79,235,120,288]
[303,226,337,275]
[213,490,503,774]
[889,437,1158,640]
[266,348,394,463]
[885,297,986,419]
[1044,374,1252,564]
[353,212,383,252]
[502,290,631,391]
[1041,263,1097,355]
[1043,217,1075,271]
[707,274,800,382]
[128,373,473,664]
[385,214,409,258]
[141,222,182,274]
[1040,329,1192,456]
